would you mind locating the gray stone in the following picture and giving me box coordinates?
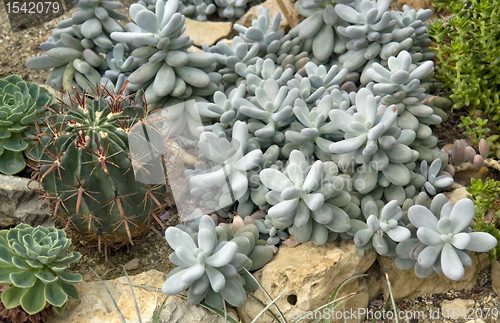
[0,174,52,228]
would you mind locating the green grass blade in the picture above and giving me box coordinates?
[90,268,127,323]
[176,294,240,323]
[251,289,288,323]
[246,292,282,322]
[152,295,169,323]
[122,265,142,323]
[243,268,287,323]
[385,273,399,323]
[324,274,367,323]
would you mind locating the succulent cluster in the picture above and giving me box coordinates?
[0,224,82,315]
[26,0,128,93]
[0,75,52,175]
[23,0,500,312]
[162,213,273,310]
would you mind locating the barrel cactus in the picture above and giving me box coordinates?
[31,85,168,249]
[0,224,82,315]
[0,75,52,175]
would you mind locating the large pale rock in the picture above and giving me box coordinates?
[236,0,301,31]
[238,240,377,323]
[444,187,468,204]
[0,175,52,228]
[184,19,232,47]
[48,270,235,323]
[491,261,500,295]
[441,299,475,319]
[376,253,490,301]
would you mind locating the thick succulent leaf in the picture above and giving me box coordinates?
[416,227,441,246]
[165,227,197,251]
[55,270,81,284]
[354,229,373,247]
[259,168,293,191]
[10,270,37,288]
[440,243,464,280]
[219,277,247,307]
[59,280,79,300]
[466,232,498,252]
[44,281,67,307]
[417,244,442,268]
[408,205,438,231]
[162,268,191,295]
[386,226,410,242]
[205,241,238,267]
[449,199,475,234]
[205,265,225,292]
[267,198,299,218]
[451,233,471,250]
[1,286,27,309]
[198,228,215,254]
[372,233,389,256]
[0,149,25,175]
[181,264,206,284]
[20,279,46,315]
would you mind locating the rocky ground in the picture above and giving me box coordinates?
[1,0,500,322]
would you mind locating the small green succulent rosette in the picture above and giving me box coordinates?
[0,224,82,315]
[0,75,52,175]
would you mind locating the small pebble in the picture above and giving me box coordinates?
[123,258,140,271]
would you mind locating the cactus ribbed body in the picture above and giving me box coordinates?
[33,87,168,247]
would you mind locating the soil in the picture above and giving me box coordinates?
[1,0,500,322]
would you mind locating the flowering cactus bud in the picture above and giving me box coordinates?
[479,138,489,159]
[465,146,476,164]
[473,154,484,170]
[444,164,456,177]
[452,140,464,165]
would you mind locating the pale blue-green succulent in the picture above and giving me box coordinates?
[259,149,351,245]
[354,198,410,256]
[408,198,497,280]
[110,0,219,104]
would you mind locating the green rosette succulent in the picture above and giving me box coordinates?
[0,224,82,315]
[0,75,52,175]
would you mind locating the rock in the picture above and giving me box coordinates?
[0,174,52,229]
[236,0,300,31]
[48,270,235,323]
[441,299,475,319]
[376,253,490,300]
[491,261,500,295]
[466,320,486,323]
[444,187,468,204]
[123,258,140,271]
[453,164,489,186]
[395,0,434,12]
[238,239,377,323]
[184,19,232,47]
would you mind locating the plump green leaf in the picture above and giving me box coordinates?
[35,267,58,283]
[10,270,37,288]
[59,280,79,300]
[20,279,46,314]
[1,286,27,309]
[56,270,82,284]
[44,280,67,307]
